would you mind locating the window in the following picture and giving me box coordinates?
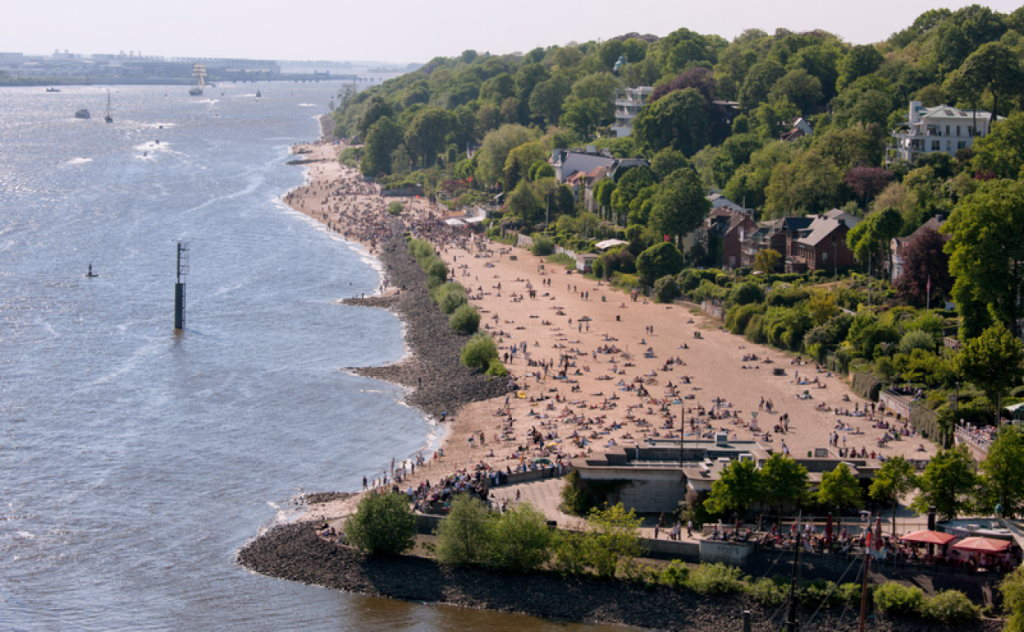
[956,125,961,137]
[931,140,941,151]
[822,251,829,262]
[946,125,950,136]
[958,141,967,149]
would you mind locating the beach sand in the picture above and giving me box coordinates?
[282,134,937,523]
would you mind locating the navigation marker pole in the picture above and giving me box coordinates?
[174,242,190,330]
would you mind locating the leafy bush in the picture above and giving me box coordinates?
[387,201,404,215]
[484,502,552,572]
[726,302,765,335]
[461,333,498,370]
[687,563,745,595]
[547,252,576,267]
[344,492,416,555]
[745,314,766,343]
[654,275,680,303]
[530,234,555,256]
[801,579,838,609]
[747,577,787,606]
[434,493,492,565]
[432,283,468,314]
[900,329,936,355]
[765,287,811,308]
[922,590,979,624]
[691,279,728,303]
[485,358,508,377]
[426,259,449,289]
[449,303,481,334]
[874,583,924,615]
[836,582,866,606]
[660,560,690,588]
[729,281,765,306]
[581,503,646,578]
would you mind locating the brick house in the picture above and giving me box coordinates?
[703,208,758,269]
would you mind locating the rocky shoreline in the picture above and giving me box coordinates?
[341,231,511,421]
[237,522,999,632]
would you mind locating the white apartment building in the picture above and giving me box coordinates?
[610,86,653,138]
[891,100,994,163]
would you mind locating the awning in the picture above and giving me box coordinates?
[444,218,466,226]
[594,239,629,251]
[900,530,957,545]
[953,536,1012,553]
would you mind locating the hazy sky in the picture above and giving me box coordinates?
[7,0,1021,63]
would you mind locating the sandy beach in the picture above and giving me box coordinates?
[281,133,938,522]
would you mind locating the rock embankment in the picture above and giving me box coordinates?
[342,232,510,421]
[238,522,1000,632]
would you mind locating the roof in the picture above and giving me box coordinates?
[821,209,862,228]
[705,208,753,238]
[795,217,847,248]
[917,104,991,120]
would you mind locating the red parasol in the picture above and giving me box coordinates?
[900,530,957,545]
[953,537,1012,553]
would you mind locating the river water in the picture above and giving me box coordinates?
[0,83,631,631]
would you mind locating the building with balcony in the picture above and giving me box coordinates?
[610,86,653,138]
[891,101,994,164]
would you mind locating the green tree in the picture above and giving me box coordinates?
[1000,566,1024,632]
[479,72,516,105]
[971,111,1024,180]
[360,116,403,176]
[581,503,646,578]
[807,292,839,326]
[404,108,453,167]
[753,249,782,274]
[869,456,917,538]
[357,94,394,139]
[560,97,606,137]
[529,75,573,127]
[751,97,799,139]
[434,493,491,565]
[943,42,1024,125]
[636,242,685,286]
[476,124,535,186]
[817,463,864,511]
[648,168,711,239]
[836,44,883,92]
[945,180,1024,337]
[344,491,416,555]
[761,453,809,520]
[484,502,552,572]
[650,148,688,181]
[979,428,1024,518]
[953,322,1024,420]
[461,333,499,370]
[911,444,978,521]
[703,459,762,518]
[738,59,785,111]
[768,68,824,115]
[632,88,710,156]
[763,149,844,217]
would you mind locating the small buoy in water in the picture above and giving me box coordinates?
[155,140,160,144]
[85,264,98,278]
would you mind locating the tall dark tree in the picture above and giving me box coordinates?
[632,88,710,156]
[943,42,1024,126]
[897,228,951,307]
[356,95,394,139]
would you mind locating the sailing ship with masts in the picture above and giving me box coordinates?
[189,64,206,96]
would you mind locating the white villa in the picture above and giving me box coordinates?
[610,86,653,138]
[891,100,994,164]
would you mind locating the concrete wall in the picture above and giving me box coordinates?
[640,537,700,561]
[611,478,687,514]
[699,540,756,565]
